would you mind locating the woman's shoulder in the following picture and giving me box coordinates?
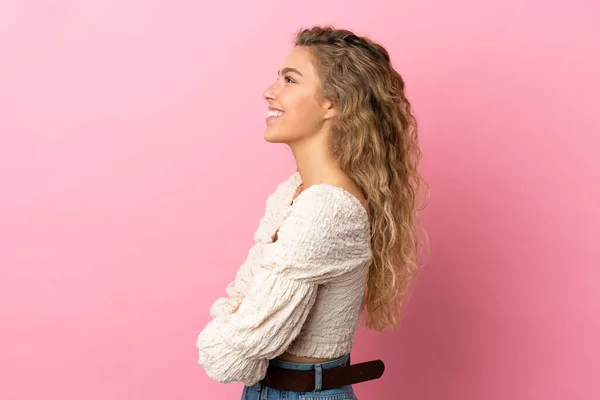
[287,185,370,238]
[264,171,369,228]
[294,179,367,217]
[267,180,372,282]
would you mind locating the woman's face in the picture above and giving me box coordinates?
[263,46,335,144]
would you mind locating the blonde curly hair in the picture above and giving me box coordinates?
[294,26,430,331]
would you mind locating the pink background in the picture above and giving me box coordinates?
[1,1,598,399]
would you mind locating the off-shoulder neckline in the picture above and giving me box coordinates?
[287,171,370,221]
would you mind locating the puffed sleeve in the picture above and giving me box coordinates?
[196,186,371,385]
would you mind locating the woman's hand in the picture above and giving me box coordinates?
[232,297,245,314]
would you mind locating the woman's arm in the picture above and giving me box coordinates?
[196,186,372,386]
[197,267,319,385]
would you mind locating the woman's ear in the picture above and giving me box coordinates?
[322,99,337,120]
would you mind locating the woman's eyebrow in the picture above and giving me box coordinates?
[278,67,304,77]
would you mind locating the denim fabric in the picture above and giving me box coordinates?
[241,353,357,400]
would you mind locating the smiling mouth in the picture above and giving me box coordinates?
[266,110,284,123]
[268,110,284,117]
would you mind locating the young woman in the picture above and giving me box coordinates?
[196,26,429,399]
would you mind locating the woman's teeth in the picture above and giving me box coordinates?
[268,110,284,117]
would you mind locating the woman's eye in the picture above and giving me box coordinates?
[284,76,295,83]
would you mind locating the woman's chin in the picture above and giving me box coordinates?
[263,129,283,143]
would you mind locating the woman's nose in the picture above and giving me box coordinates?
[263,81,279,101]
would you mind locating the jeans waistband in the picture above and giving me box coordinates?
[268,353,350,371]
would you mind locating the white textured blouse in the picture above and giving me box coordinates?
[196,171,372,386]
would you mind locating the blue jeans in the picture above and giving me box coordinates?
[241,353,357,399]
